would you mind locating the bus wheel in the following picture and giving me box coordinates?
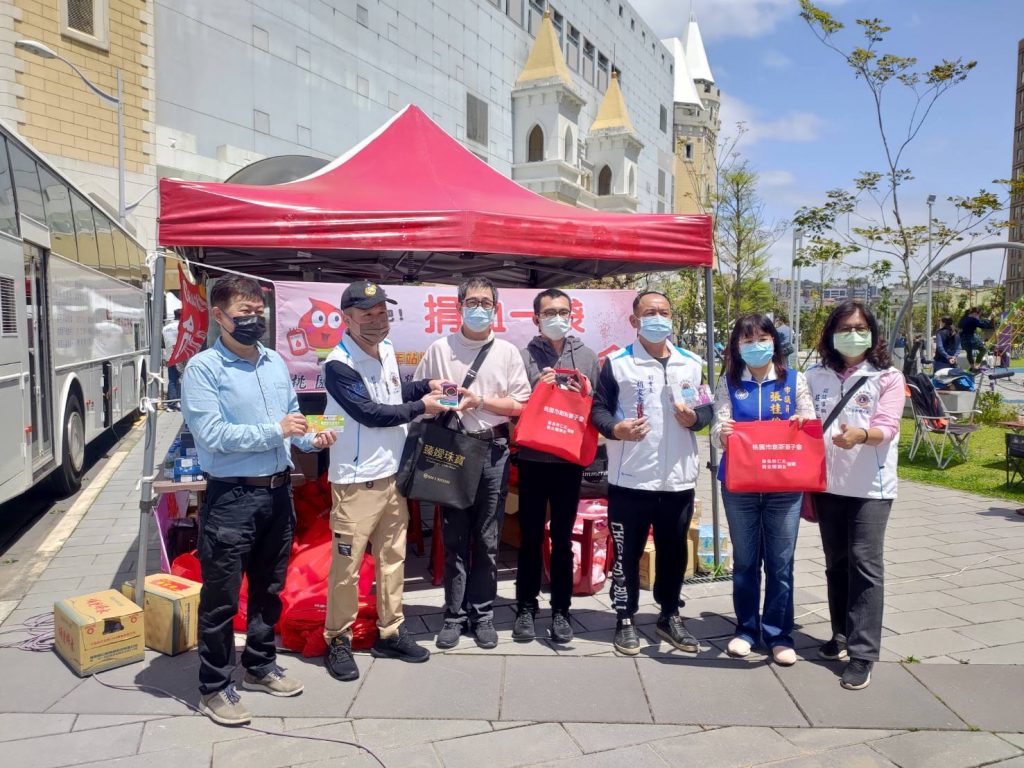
[50,393,85,496]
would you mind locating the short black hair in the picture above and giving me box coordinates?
[173,308,182,320]
[940,316,953,327]
[633,290,670,313]
[457,277,498,304]
[533,288,571,315]
[210,275,264,311]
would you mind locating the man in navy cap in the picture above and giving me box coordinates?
[321,281,446,682]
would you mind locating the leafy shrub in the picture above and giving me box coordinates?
[976,390,1019,425]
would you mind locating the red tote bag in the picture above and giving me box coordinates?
[725,419,827,493]
[513,369,599,467]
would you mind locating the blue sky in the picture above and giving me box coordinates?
[632,0,1024,283]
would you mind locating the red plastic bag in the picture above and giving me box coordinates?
[725,419,826,493]
[514,370,598,466]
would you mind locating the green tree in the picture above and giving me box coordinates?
[795,1,1019,341]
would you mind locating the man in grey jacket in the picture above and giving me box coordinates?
[513,288,601,643]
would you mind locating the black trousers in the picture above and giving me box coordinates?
[442,441,510,626]
[197,479,294,695]
[607,484,694,619]
[816,492,891,662]
[516,459,585,612]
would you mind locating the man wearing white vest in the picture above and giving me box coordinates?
[321,281,446,682]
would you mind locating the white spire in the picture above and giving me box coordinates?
[684,14,714,84]
[661,37,703,107]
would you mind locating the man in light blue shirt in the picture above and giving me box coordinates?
[182,275,335,726]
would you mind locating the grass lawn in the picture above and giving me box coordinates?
[897,417,1024,503]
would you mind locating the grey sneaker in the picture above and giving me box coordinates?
[473,619,499,649]
[512,605,537,641]
[200,683,251,726]
[242,663,304,697]
[436,620,464,649]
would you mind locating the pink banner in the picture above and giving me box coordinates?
[274,282,637,392]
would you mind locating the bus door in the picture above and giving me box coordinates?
[24,244,53,470]
[0,235,28,491]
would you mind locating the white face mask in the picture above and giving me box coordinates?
[540,315,570,341]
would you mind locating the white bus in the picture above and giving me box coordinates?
[0,125,149,504]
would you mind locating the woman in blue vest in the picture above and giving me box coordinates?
[711,313,816,665]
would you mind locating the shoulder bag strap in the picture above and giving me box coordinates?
[443,340,494,430]
[822,375,868,432]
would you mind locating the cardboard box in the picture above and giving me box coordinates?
[54,589,145,676]
[501,511,522,548]
[121,574,202,656]
[639,530,699,589]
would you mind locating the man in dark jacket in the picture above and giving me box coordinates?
[934,317,960,370]
[513,289,601,644]
[958,308,994,371]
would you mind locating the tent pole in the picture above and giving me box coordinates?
[137,252,166,592]
[703,265,721,568]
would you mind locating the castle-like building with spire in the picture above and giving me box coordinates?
[510,9,719,214]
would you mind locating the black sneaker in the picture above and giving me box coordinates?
[613,618,641,655]
[511,605,536,642]
[371,624,430,663]
[436,620,464,649]
[550,610,574,644]
[324,635,359,682]
[841,659,873,690]
[819,638,849,661]
[473,619,499,649]
[656,614,699,653]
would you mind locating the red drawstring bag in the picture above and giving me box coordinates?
[514,369,598,466]
[725,419,827,493]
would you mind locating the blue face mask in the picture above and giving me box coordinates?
[739,341,775,368]
[638,315,673,344]
[462,306,494,333]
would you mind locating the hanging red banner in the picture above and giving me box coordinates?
[167,263,208,366]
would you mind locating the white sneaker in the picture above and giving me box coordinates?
[727,637,752,657]
[773,646,798,666]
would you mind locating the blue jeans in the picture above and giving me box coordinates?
[721,488,802,649]
[166,364,181,410]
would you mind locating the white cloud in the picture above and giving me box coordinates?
[761,49,793,69]
[760,169,797,187]
[719,95,825,146]
[629,0,850,42]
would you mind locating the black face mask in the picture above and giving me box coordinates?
[227,314,266,346]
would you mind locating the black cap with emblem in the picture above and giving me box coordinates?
[339,280,398,310]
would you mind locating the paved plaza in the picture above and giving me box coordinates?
[1,414,1023,767]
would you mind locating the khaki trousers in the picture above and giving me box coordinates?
[324,475,408,642]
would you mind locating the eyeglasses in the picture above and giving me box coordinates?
[463,299,495,310]
[540,309,572,319]
[837,325,871,333]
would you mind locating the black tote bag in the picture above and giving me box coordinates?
[396,342,493,509]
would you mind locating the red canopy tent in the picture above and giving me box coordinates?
[158,105,712,286]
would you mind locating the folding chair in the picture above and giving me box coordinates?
[1006,433,1024,486]
[906,373,981,469]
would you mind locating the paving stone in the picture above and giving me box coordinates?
[502,657,651,723]
[0,649,85,713]
[946,641,1024,664]
[940,600,1024,623]
[774,661,964,729]
[74,714,170,731]
[955,619,1024,647]
[774,727,902,751]
[433,722,579,768]
[909,664,1024,732]
[886,577,958,596]
[934,540,1004,557]
[562,722,700,753]
[139,714,283,752]
[650,725,803,767]
[49,655,197,716]
[1,722,143,768]
[882,608,970,634]
[886,592,967,611]
[281,717,352,731]
[211,722,364,767]
[942,568,1019,588]
[881,628,987,659]
[350,718,490,750]
[762,744,898,767]
[886,560,951,579]
[637,658,806,727]
[0,713,75,742]
[871,730,1022,767]
[945,584,1024,604]
[78,746,213,768]
[528,743,672,768]
[1000,733,1024,750]
[885,547,948,564]
[349,655,502,720]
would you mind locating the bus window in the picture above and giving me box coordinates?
[71,193,98,268]
[94,211,116,278]
[129,242,144,286]
[0,137,17,237]
[7,143,46,224]
[37,168,78,261]
[111,227,131,282]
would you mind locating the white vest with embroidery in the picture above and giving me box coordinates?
[323,335,408,484]
[805,363,899,500]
